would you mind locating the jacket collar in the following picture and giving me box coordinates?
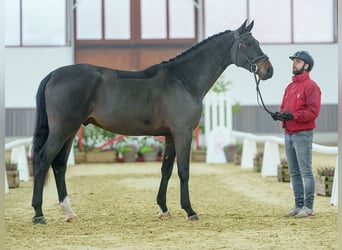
[292,71,310,83]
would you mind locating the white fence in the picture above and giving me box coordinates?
[4,92,338,205]
[203,92,338,205]
[4,137,75,194]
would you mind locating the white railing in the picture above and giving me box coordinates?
[4,137,75,194]
[231,130,338,206]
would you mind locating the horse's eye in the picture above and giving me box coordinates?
[239,42,248,50]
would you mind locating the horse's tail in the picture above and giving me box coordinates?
[32,72,52,172]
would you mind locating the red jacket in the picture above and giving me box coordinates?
[280,72,321,134]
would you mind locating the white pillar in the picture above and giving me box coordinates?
[261,141,280,177]
[240,138,257,169]
[11,145,29,182]
[331,156,338,205]
[5,169,9,194]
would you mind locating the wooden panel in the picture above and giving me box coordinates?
[75,47,187,70]
[75,48,135,70]
[137,48,184,69]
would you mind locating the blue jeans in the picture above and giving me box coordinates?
[285,130,315,209]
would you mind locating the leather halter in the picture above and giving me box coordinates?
[234,31,269,73]
[234,31,275,115]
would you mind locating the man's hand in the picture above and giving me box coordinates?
[280,111,294,121]
[271,112,282,121]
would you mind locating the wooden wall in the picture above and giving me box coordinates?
[74,46,190,70]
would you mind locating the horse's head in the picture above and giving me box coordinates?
[232,20,273,80]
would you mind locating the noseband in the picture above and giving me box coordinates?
[234,32,269,73]
[234,31,275,116]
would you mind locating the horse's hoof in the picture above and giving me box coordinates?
[66,216,78,223]
[187,214,200,221]
[32,216,46,225]
[158,211,172,220]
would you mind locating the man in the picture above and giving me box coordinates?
[272,51,321,218]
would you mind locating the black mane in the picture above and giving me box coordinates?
[162,30,233,65]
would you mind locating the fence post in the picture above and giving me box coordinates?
[5,169,9,194]
[204,92,234,163]
[11,145,30,182]
[261,141,280,177]
[331,156,338,205]
[240,138,257,169]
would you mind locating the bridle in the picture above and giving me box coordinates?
[234,31,275,116]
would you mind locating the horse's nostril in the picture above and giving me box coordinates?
[267,67,273,77]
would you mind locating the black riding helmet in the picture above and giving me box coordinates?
[289,51,314,71]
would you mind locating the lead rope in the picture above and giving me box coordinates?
[254,71,275,115]
[254,73,288,129]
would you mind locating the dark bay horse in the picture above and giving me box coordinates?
[31,20,273,224]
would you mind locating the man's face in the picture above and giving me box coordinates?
[292,58,308,75]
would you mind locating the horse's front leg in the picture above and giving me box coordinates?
[174,129,199,221]
[157,136,176,220]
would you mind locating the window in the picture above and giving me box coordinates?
[293,0,334,42]
[5,0,337,46]
[5,0,67,46]
[204,0,247,38]
[204,0,336,43]
[76,0,102,40]
[140,0,167,39]
[249,0,291,43]
[75,0,197,45]
[105,0,131,39]
[169,0,195,39]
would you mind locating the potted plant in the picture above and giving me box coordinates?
[118,144,137,162]
[74,125,117,163]
[277,158,290,182]
[315,166,334,196]
[6,160,19,188]
[253,152,263,172]
[191,145,206,162]
[223,143,242,163]
[138,137,161,162]
[233,144,243,165]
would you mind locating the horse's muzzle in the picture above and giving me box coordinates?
[257,60,273,80]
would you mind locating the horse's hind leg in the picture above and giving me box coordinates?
[51,136,77,222]
[32,136,66,224]
[156,136,176,219]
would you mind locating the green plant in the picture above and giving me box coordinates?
[74,125,116,152]
[224,143,242,154]
[254,152,263,160]
[119,145,136,153]
[317,167,334,177]
[212,76,231,94]
[138,136,162,155]
[5,160,18,171]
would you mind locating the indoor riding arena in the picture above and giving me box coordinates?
[5,154,338,249]
[4,1,340,250]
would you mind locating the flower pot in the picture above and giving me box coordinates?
[315,176,333,196]
[143,151,158,162]
[277,159,290,182]
[253,158,262,172]
[74,151,86,164]
[224,150,235,162]
[191,150,206,162]
[122,151,136,162]
[233,153,241,165]
[85,150,116,163]
[7,170,20,188]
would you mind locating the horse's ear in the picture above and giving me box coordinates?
[236,20,248,35]
[246,20,254,32]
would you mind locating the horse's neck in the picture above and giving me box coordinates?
[166,32,235,99]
